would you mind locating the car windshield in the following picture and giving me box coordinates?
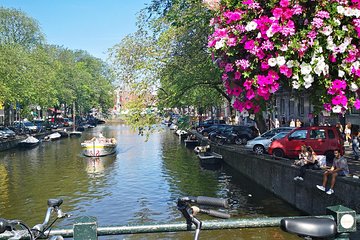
[272,132,288,140]
[23,122,35,126]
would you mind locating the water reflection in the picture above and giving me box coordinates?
[0,124,303,239]
[84,156,116,175]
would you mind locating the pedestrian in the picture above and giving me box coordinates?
[344,122,352,144]
[294,146,319,181]
[352,132,360,161]
[295,119,302,127]
[316,149,349,195]
[290,119,295,127]
[274,118,280,128]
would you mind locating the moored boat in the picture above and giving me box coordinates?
[44,132,61,141]
[18,136,40,148]
[81,137,117,157]
[197,152,223,165]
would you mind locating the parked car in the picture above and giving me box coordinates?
[245,131,289,154]
[268,126,344,161]
[11,121,38,133]
[209,125,259,145]
[196,119,226,131]
[199,124,228,136]
[258,127,295,138]
[0,126,16,139]
[63,118,73,127]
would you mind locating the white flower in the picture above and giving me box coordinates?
[321,26,333,36]
[268,58,277,67]
[257,32,262,38]
[342,26,348,32]
[266,27,274,38]
[334,19,341,26]
[338,70,345,78]
[292,74,299,80]
[314,65,323,76]
[352,61,360,70]
[350,82,359,92]
[300,62,312,75]
[323,64,329,75]
[276,56,286,66]
[337,6,345,14]
[304,74,314,84]
[332,105,342,113]
[304,82,312,89]
[344,7,353,17]
[287,60,295,68]
[245,21,258,31]
[354,9,360,18]
[215,39,225,49]
[338,44,347,53]
[280,45,288,51]
[292,81,300,89]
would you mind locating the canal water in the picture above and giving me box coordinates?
[0,123,302,239]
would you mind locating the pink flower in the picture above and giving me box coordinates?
[311,18,324,29]
[222,73,228,81]
[261,40,274,51]
[329,54,337,63]
[253,105,261,113]
[268,70,280,81]
[332,95,348,106]
[243,79,253,90]
[244,40,255,50]
[279,65,293,78]
[246,89,255,100]
[261,61,270,70]
[354,99,360,110]
[292,4,303,15]
[245,100,254,109]
[232,86,243,96]
[234,71,241,80]
[280,0,289,7]
[280,20,295,36]
[225,63,234,72]
[235,59,250,70]
[323,103,332,111]
[316,11,330,19]
[332,79,347,90]
[233,99,245,112]
[227,37,238,47]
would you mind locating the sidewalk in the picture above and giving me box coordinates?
[344,145,360,177]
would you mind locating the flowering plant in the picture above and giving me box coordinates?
[205,0,360,115]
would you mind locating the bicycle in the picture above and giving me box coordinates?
[281,217,339,239]
[177,196,230,240]
[0,199,70,240]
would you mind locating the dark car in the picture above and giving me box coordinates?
[209,125,260,145]
[199,124,228,136]
[0,126,16,138]
[196,119,226,131]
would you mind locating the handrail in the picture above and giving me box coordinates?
[39,214,359,238]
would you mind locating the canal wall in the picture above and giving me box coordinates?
[190,131,360,215]
[209,144,360,215]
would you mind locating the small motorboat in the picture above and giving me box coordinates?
[81,137,117,157]
[194,145,210,154]
[197,152,223,165]
[44,132,61,141]
[184,134,199,147]
[18,136,40,148]
[69,131,82,137]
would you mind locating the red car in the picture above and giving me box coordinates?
[268,126,344,160]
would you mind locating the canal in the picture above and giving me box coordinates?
[0,123,302,239]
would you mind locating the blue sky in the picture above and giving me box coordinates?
[1,0,151,61]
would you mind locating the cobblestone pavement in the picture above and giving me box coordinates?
[344,145,360,177]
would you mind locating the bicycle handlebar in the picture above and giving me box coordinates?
[0,198,69,240]
[178,196,229,208]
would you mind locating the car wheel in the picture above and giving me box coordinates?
[236,135,248,145]
[253,145,265,155]
[272,148,284,158]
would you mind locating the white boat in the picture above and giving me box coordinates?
[18,136,40,148]
[194,145,210,154]
[197,152,223,165]
[81,137,117,157]
[44,132,61,141]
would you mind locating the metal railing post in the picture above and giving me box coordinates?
[73,216,97,240]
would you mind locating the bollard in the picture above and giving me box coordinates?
[73,216,98,240]
[327,205,356,240]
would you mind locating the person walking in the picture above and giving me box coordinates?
[316,149,349,195]
[295,119,302,127]
[344,122,352,145]
[352,132,360,161]
[290,119,295,127]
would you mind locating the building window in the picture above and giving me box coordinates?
[298,97,304,115]
[289,100,295,115]
[350,107,360,115]
[280,99,285,114]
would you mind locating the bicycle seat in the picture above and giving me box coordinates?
[280,217,336,238]
[47,199,63,208]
